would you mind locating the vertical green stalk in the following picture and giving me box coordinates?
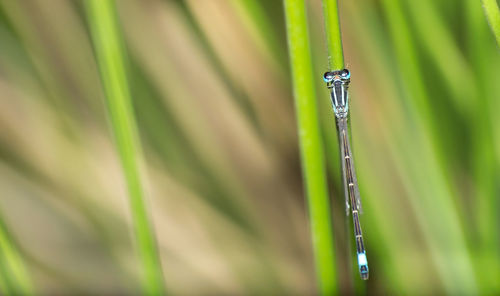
[481,0,500,47]
[283,0,337,294]
[467,0,500,292]
[321,0,344,70]
[379,0,477,293]
[0,217,33,295]
[84,0,165,295]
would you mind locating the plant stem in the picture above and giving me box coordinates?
[379,0,477,293]
[0,217,33,295]
[321,0,344,70]
[481,0,500,47]
[283,0,337,294]
[84,0,165,294]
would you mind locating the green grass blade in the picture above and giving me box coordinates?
[231,0,287,71]
[481,0,500,47]
[0,217,33,295]
[379,0,477,293]
[321,0,344,70]
[405,0,475,115]
[84,0,165,294]
[466,0,500,292]
[283,0,337,294]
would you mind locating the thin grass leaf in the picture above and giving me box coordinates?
[481,0,500,47]
[378,0,477,293]
[321,0,344,70]
[465,1,500,292]
[84,0,165,294]
[405,0,475,114]
[283,0,338,294]
[0,216,33,295]
[231,0,287,71]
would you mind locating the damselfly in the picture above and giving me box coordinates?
[324,69,369,280]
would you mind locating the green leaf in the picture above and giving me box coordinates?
[283,0,338,294]
[84,0,166,294]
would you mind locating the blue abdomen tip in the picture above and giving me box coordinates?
[357,252,369,280]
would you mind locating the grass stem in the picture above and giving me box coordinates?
[84,0,166,294]
[321,0,344,70]
[0,217,33,295]
[283,0,338,294]
[481,0,500,47]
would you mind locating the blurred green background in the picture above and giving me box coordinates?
[0,0,499,294]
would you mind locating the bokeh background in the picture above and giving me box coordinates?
[0,0,499,295]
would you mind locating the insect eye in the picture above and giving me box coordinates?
[341,69,350,79]
[323,72,334,82]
